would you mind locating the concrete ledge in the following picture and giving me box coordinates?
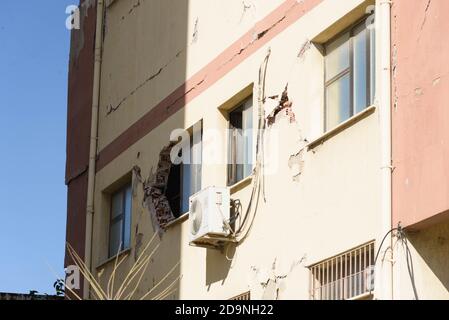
[307,105,376,151]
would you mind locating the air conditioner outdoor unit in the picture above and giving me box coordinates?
[188,186,233,247]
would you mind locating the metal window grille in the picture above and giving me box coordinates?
[229,291,251,300]
[309,241,375,300]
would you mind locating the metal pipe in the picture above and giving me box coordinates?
[376,0,393,300]
[84,0,105,299]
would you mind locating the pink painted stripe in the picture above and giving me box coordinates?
[97,0,323,171]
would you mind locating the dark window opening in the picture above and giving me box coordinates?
[165,162,182,218]
[164,122,202,219]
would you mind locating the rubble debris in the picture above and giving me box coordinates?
[142,143,177,235]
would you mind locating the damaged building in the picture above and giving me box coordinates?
[65,0,449,300]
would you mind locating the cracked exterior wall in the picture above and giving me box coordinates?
[66,0,449,300]
[86,0,388,300]
[141,144,179,234]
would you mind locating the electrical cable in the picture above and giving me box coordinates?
[233,48,271,239]
[402,233,419,300]
[373,227,399,267]
[374,225,420,300]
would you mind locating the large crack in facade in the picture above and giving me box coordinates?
[105,0,303,116]
[138,144,178,236]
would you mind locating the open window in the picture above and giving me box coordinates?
[227,96,253,186]
[165,122,202,218]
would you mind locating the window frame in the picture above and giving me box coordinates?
[108,183,132,258]
[181,123,203,215]
[324,17,375,132]
[227,96,254,187]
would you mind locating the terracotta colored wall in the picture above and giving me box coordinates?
[65,0,97,296]
[392,0,449,229]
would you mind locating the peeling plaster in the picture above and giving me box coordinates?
[288,150,304,182]
[297,39,311,59]
[191,18,199,44]
[134,232,144,261]
[266,85,296,126]
[433,77,441,86]
[249,255,307,300]
[239,0,257,23]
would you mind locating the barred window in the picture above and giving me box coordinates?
[309,241,375,300]
[229,291,251,300]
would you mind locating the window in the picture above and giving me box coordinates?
[228,97,253,186]
[165,123,202,218]
[109,184,132,257]
[309,242,375,300]
[325,19,375,130]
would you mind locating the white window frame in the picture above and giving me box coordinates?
[227,96,254,186]
[324,17,376,131]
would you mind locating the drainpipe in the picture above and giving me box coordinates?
[376,0,393,300]
[84,0,105,299]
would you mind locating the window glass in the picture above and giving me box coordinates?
[181,163,191,214]
[109,220,122,257]
[192,126,202,188]
[123,185,132,249]
[325,32,350,81]
[167,122,202,216]
[242,100,253,178]
[109,184,132,257]
[370,27,376,104]
[182,123,202,214]
[326,73,351,129]
[111,191,123,219]
[353,24,368,114]
[228,97,253,185]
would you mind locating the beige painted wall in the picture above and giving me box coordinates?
[88,0,447,300]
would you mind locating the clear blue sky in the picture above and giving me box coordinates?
[0,1,75,294]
